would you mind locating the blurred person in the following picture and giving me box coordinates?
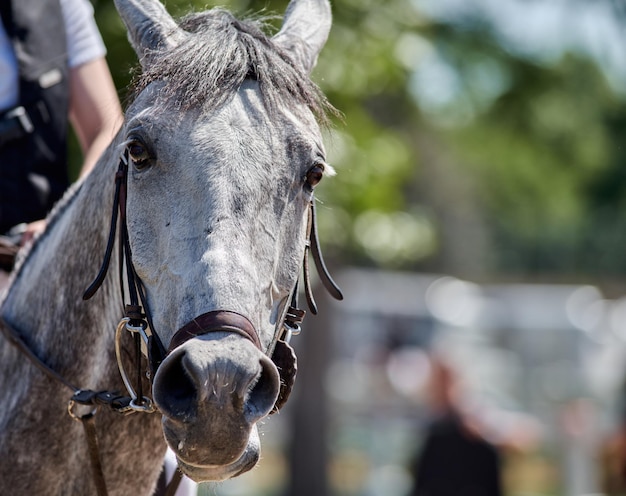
[0,0,122,289]
[600,412,626,494]
[600,376,626,495]
[409,356,504,496]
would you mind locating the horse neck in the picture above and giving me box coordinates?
[0,142,168,494]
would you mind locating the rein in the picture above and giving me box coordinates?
[0,150,342,495]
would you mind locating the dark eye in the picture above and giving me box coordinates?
[305,163,325,190]
[127,139,151,170]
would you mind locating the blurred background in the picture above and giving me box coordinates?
[86,0,626,494]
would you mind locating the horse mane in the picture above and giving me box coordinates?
[133,9,336,123]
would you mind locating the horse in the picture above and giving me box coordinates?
[0,0,342,494]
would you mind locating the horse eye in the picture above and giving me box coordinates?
[305,164,324,189]
[127,139,151,169]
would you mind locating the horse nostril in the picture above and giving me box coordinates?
[154,340,280,427]
[153,349,198,421]
[243,356,280,423]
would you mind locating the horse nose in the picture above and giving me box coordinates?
[153,337,280,424]
[153,337,280,466]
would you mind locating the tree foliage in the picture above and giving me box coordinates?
[88,0,626,280]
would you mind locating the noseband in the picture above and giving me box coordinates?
[168,310,262,352]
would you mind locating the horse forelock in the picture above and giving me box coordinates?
[132,9,336,124]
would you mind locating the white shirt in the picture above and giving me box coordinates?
[0,0,106,112]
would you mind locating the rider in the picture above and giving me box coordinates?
[0,0,122,280]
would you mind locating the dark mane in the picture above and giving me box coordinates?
[133,9,334,122]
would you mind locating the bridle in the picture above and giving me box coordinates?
[0,149,342,495]
[82,149,342,408]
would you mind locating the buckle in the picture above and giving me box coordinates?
[5,106,34,133]
[0,106,34,147]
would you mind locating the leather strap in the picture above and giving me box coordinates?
[168,310,262,354]
[79,413,108,496]
[163,471,183,496]
[0,316,78,391]
[309,200,343,301]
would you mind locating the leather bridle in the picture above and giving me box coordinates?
[82,150,342,406]
[0,149,342,495]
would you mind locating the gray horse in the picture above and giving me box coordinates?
[0,0,339,494]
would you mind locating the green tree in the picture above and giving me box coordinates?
[89,0,626,280]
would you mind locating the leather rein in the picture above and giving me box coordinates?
[0,150,342,495]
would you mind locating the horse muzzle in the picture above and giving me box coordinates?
[152,311,281,479]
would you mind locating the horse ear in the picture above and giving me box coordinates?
[114,0,187,67]
[272,0,332,74]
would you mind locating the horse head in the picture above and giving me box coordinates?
[106,0,337,482]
